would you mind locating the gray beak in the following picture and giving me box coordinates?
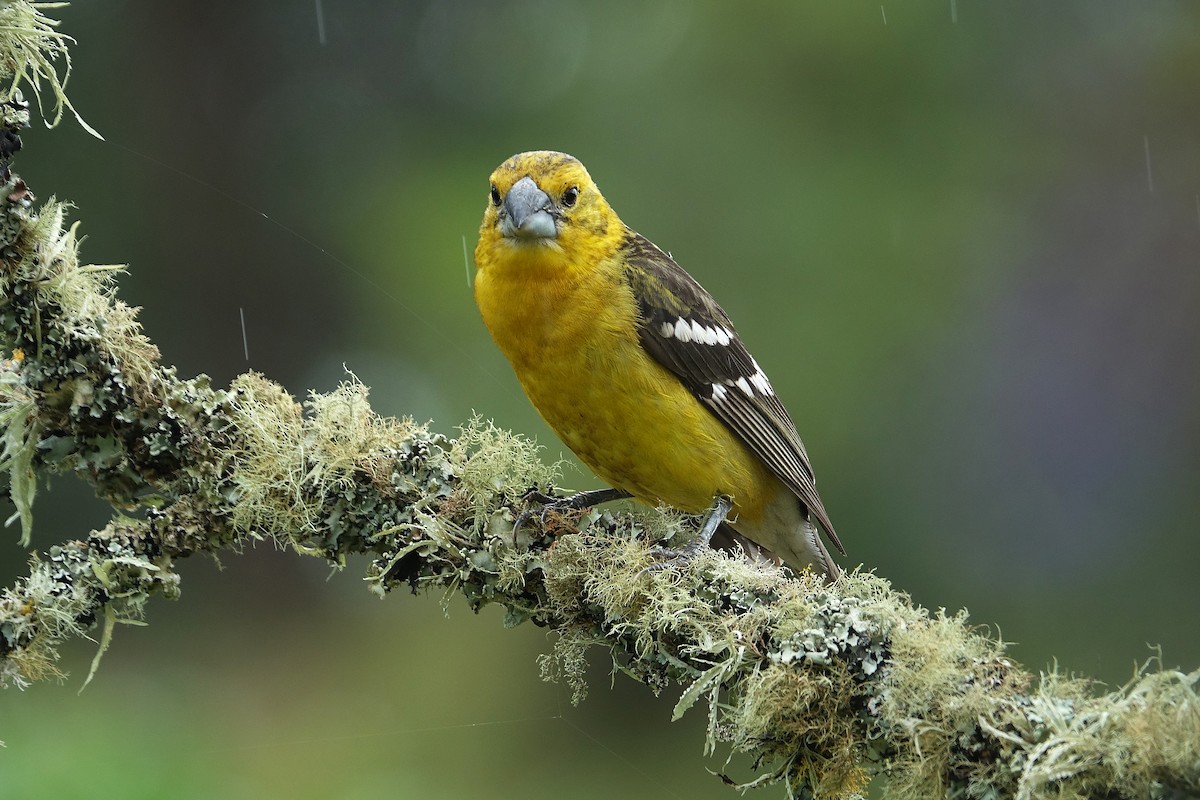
[500,176,557,240]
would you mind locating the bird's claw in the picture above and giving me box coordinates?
[512,489,557,540]
[641,536,709,574]
[639,495,732,575]
[511,487,633,543]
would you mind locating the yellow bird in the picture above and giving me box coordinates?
[473,151,843,577]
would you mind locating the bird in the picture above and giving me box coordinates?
[472,150,843,577]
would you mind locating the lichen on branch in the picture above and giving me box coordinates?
[0,0,101,137]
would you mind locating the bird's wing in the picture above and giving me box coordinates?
[620,231,844,555]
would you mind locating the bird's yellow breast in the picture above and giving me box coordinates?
[473,242,777,520]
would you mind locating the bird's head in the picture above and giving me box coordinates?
[476,151,623,277]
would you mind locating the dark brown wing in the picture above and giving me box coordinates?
[621,230,844,556]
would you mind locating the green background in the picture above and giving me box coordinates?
[2,2,1198,798]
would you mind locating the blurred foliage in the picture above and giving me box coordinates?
[1,2,1198,798]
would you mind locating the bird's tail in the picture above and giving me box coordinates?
[712,522,779,566]
[713,517,840,580]
[802,516,841,579]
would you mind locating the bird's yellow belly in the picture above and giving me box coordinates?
[476,268,774,520]
[529,359,772,519]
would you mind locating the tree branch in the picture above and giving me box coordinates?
[0,4,1196,798]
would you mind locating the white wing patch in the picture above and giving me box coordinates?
[709,366,774,401]
[660,317,734,347]
[654,315,774,400]
[748,357,774,396]
[673,317,692,342]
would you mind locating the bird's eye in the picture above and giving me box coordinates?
[562,186,579,208]
[489,185,501,206]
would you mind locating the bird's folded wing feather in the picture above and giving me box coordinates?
[620,231,844,555]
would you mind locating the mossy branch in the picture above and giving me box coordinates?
[0,4,1198,798]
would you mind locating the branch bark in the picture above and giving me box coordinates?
[0,4,1197,798]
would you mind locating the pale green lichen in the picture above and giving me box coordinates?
[449,413,559,534]
[0,186,172,534]
[534,522,1200,799]
[537,525,890,796]
[0,370,36,543]
[0,0,101,137]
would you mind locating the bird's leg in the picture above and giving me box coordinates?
[513,487,633,539]
[645,495,733,570]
